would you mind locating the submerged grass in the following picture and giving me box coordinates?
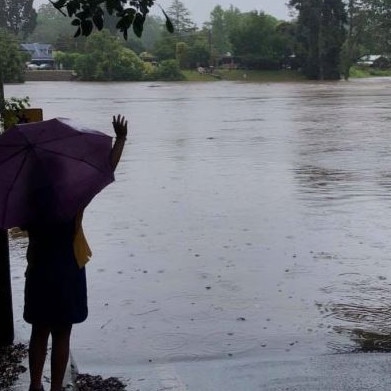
[183,69,306,82]
[349,66,391,78]
[183,67,391,83]
[334,326,391,353]
[320,275,391,354]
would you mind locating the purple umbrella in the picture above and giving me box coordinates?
[0,118,114,229]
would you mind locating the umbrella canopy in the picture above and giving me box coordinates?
[0,118,114,229]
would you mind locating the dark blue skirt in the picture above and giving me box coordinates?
[24,219,88,325]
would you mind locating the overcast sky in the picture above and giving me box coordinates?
[34,0,294,25]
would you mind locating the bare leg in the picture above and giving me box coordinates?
[50,324,72,391]
[29,324,51,390]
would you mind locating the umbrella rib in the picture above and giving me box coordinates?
[35,145,110,172]
[15,130,108,172]
[22,130,85,145]
[0,132,85,165]
[22,130,110,172]
[0,146,30,165]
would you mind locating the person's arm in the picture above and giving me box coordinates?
[111,114,128,170]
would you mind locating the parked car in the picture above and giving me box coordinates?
[27,63,39,70]
[38,63,53,70]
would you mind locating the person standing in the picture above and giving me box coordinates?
[25,115,128,391]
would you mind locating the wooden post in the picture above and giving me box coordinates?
[0,65,14,346]
[0,230,14,346]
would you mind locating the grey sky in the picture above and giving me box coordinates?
[154,0,293,24]
[34,0,294,25]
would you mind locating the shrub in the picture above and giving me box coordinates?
[150,60,185,81]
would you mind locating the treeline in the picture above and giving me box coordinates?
[1,0,391,82]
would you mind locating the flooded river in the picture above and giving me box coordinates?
[6,78,391,389]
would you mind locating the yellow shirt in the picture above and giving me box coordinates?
[73,211,92,268]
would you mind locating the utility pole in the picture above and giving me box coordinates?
[0,62,4,110]
[0,64,14,346]
[208,28,213,67]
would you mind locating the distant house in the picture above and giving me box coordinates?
[20,43,55,68]
[139,52,158,65]
[356,54,391,68]
[219,52,240,70]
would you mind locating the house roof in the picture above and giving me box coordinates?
[359,54,383,61]
[20,43,54,61]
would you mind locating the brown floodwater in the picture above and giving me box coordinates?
[6,78,391,389]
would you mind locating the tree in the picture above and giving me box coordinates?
[54,51,81,69]
[0,0,37,38]
[340,0,367,79]
[102,11,163,52]
[176,41,188,68]
[209,5,231,56]
[320,0,347,79]
[152,59,184,80]
[276,21,300,69]
[73,29,144,80]
[228,11,285,70]
[51,0,173,39]
[26,4,77,47]
[347,0,391,55]
[153,31,177,60]
[152,0,197,62]
[222,6,242,34]
[289,0,346,80]
[186,32,211,67]
[0,29,26,83]
[136,15,166,51]
[166,0,196,35]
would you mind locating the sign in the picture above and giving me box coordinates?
[3,108,43,130]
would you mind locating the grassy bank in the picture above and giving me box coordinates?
[348,66,391,78]
[184,67,391,82]
[182,69,307,82]
[22,67,391,83]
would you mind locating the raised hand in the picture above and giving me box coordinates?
[112,114,128,140]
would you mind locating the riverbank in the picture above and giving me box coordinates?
[24,70,76,81]
[184,67,391,82]
[22,67,391,83]
[23,69,306,82]
[183,69,307,82]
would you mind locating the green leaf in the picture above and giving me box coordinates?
[50,0,67,9]
[75,11,88,19]
[49,0,67,16]
[133,13,145,37]
[66,2,78,16]
[106,0,124,15]
[74,27,81,37]
[165,17,174,33]
[93,13,104,30]
[81,19,94,36]
[161,8,174,33]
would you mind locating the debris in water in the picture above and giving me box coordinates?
[76,373,127,390]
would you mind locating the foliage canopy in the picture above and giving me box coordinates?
[51,0,173,39]
[0,0,37,38]
[0,29,26,83]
